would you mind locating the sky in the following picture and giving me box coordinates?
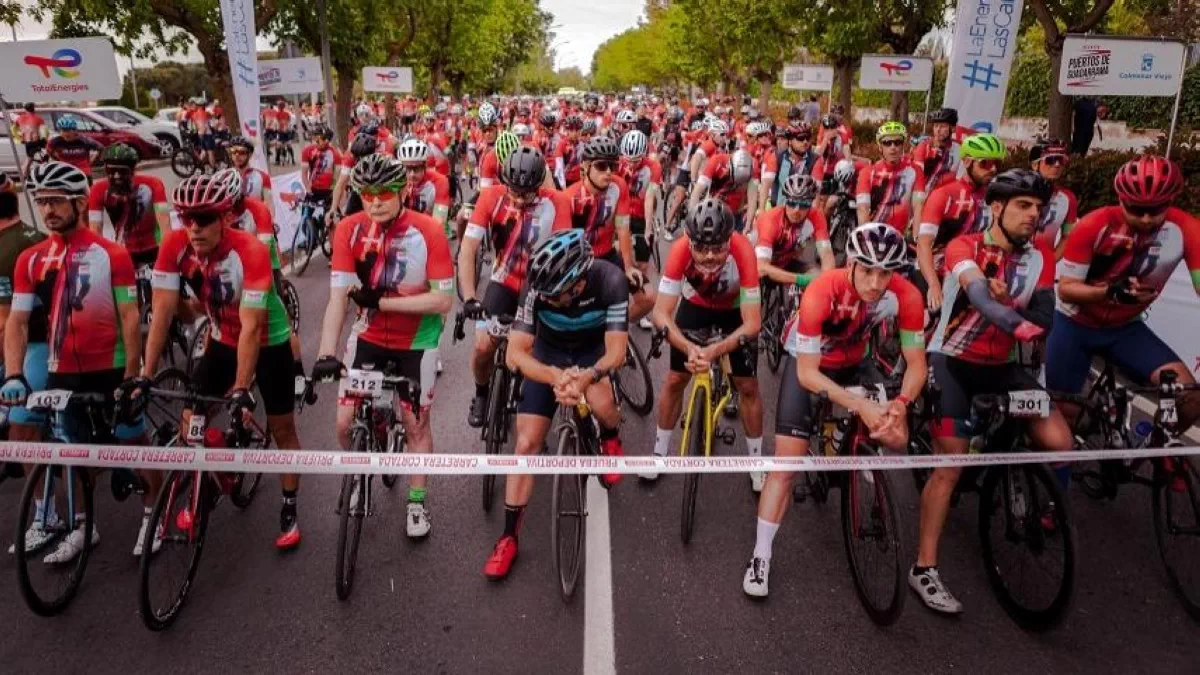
[540,0,645,74]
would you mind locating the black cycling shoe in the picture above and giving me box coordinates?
[468,395,488,428]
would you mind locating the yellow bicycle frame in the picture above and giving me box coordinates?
[678,354,736,459]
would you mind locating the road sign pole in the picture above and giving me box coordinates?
[0,94,39,226]
[922,86,932,136]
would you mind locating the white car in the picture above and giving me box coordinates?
[154,107,181,124]
[87,106,182,156]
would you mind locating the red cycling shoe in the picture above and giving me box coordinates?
[275,524,302,551]
[600,437,624,488]
[484,535,518,580]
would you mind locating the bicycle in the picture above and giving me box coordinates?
[290,193,332,275]
[649,326,756,544]
[907,384,1078,631]
[135,263,191,373]
[455,228,492,303]
[550,393,608,602]
[309,365,420,601]
[170,137,229,178]
[760,280,800,374]
[794,384,906,626]
[278,277,301,334]
[453,310,522,513]
[612,278,654,417]
[137,372,268,631]
[185,315,210,380]
[1062,364,1200,620]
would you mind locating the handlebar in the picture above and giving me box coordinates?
[452,309,514,343]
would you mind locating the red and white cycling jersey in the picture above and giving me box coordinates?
[929,232,1055,364]
[783,267,923,370]
[619,157,662,221]
[239,167,272,203]
[911,139,961,191]
[696,152,757,214]
[754,206,830,269]
[478,149,500,188]
[465,185,571,292]
[658,234,760,311]
[87,174,169,254]
[918,176,991,275]
[1058,206,1200,328]
[404,169,451,218]
[423,132,452,176]
[855,158,927,236]
[1036,185,1078,249]
[563,177,631,258]
[301,144,342,191]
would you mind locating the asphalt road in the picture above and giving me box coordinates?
[1,162,1198,674]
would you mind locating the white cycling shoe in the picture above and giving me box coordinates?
[743,557,770,598]
[44,524,99,565]
[7,519,59,555]
[407,502,431,539]
[133,515,163,556]
[909,566,964,614]
[749,471,765,493]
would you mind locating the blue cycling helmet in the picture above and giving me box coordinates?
[527,230,593,296]
[56,117,78,131]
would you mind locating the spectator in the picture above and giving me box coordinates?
[1070,97,1099,156]
[804,94,821,126]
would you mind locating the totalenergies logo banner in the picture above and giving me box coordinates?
[0,37,120,101]
[859,55,934,92]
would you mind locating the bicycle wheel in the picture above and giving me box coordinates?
[335,429,369,601]
[146,368,190,443]
[320,224,333,259]
[186,316,210,380]
[764,287,785,373]
[615,339,654,417]
[978,463,1076,631]
[228,396,268,509]
[1152,456,1200,620]
[140,470,211,631]
[481,367,510,513]
[14,465,95,617]
[280,279,301,334]
[170,147,198,178]
[551,423,586,601]
[680,386,709,545]
[841,465,905,626]
[382,423,405,489]
[290,218,314,275]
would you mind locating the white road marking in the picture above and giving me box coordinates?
[583,478,616,675]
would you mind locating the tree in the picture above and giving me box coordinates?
[120,61,213,108]
[1025,0,1118,139]
[876,0,951,122]
[556,67,588,91]
[800,1,880,115]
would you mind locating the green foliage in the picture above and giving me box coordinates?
[118,62,212,110]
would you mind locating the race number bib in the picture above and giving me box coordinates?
[1008,390,1050,419]
[339,369,386,400]
[27,389,72,411]
[186,414,207,444]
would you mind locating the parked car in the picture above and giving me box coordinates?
[34,108,168,160]
[87,105,182,154]
[154,107,181,124]
[0,123,30,182]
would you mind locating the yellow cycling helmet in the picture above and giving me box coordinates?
[961,133,1006,160]
[876,121,908,141]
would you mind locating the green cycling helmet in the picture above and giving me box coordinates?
[961,133,1006,160]
[102,142,140,168]
[495,131,520,165]
[875,121,908,141]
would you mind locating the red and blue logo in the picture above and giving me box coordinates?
[374,70,403,84]
[24,48,83,79]
[879,60,913,76]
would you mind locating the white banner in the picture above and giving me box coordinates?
[1144,265,1200,379]
[0,37,120,101]
[781,64,834,91]
[363,66,414,93]
[859,55,934,91]
[1058,35,1185,97]
[259,57,324,96]
[273,170,305,248]
[219,0,267,173]
[943,0,1025,134]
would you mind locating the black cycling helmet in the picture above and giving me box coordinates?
[228,135,254,151]
[581,119,598,135]
[685,198,735,246]
[1029,137,1069,163]
[311,124,332,139]
[360,120,380,136]
[563,115,584,131]
[928,107,959,126]
[787,105,804,121]
[820,114,839,129]
[581,136,619,162]
[101,143,140,168]
[502,146,546,191]
[985,168,1053,205]
[350,153,406,190]
[350,133,378,159]
[527,229,594,296]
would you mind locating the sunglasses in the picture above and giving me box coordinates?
[974,159,999,171]
[181,211,222,228]
[1125,203,1169,217]
[879,138,905,147]
[791,135,811,142]
[691,243,729,256]
[591,160,617,172]
[229,148,250,156]
[1041,155,1067,167]
[360,184,402,201]
[34,196,72,208]
[104,166,132,177]
[785,200,813,210]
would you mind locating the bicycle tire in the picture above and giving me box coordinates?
[764,286,784,373]
[482,366,510,513]
[978,463,1076,631]
[320,225,333,259]
[280,279,302,334]
[907,427,934,495]
[382,424,404,489]
[1152,456,1200,621]
[680,386,709,545]
[146,368,191,444]
[551,423,586,601]
[615,339,654,417]
[186,316,210,380]
[290,218,314,275]
[170,147,198,178]
[335,430,369,601]
[841,465,905,626]
[14,465,95,617]
[140,470,211,631]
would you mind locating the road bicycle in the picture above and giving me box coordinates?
[760,280,800,374]
[550,392,610,603]
[290,193,333,275]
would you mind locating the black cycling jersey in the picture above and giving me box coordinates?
[514,259,629,351]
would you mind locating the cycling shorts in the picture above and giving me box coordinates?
[344,336,437,409]
[668,299,757,379]
[929,353,1046,440]
[198,133,217,151]
[517,339,605,419]
[1045,311,1181,395]
[195,339,295,416]
[775,357,880,439]
[23,139,46,156]
[131,248,159,269]
[5,342,49,425]
[45,368,144,441]
[673,167,691,189]
[600,249,625,272]
[630,217,651,264]
[478,282,520,333]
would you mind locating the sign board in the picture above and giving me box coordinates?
[362,67,414,93]
[942,0,1026,134]
[0,37,121,101]
[859,55,934,91]
[1144,265,1200,383]
[1058,35,1185,97]
[148,88,161,100]
[781,64,834,91]
[258,57,324,96]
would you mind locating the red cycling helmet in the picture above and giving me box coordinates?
[1113,155,1184,208]
[172,173,239,214]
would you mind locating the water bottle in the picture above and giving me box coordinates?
[1128,420,1154,449]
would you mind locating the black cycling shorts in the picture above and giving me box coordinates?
[668,299,756,378]
[517,340,605,419]
[673,167,691,190]
[23,139,46,156]
[131,248,159,269]
[195,339,295,416]
[630,217,651,264]
[345,337,437,409]
[600,249,625,272]
[929,353,1046,440]
[46,369,145,441]
[199,133,217,151]
[775,358,880,439]
[481,282,520,322]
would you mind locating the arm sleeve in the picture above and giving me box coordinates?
[465,188,494,240]
[894,279,926,349]
[513,284,537,335]
[810,209,831,246]
[422,218,455,295]
[794,276,831,355]
[433,174,451,207]
[151,177,171,212]
[657,239,689,296]
[754,215,776,260]
[854,166,871,206]
[963,277,1025,334]
[87,182,104,225]
[330,219,358,288]
[11,249,34,312]
[1059,210,1101,280]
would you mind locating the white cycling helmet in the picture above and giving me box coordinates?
[512,123,531,138]
[707,118,729,135]
[355,103,374,119]
[450,104,463,115]
[478,104,498,127]
[29,160,89,197]
[397,138,429,165]
[847,223,908,270]
[729,149,754,185]
[833,158,858,186]
[615,109,636,124]
[620,130,648,159]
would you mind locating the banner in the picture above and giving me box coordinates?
[781,64,834,91]
[1058,35,1185,97]
[219,0,267,173]
[1144,266,1200,380]
[363,66,414,93]
[0,37,120,101]
[273,170,305,249]
[942,0,1025,133]
[259,57,324,96]
[859,55,934,91]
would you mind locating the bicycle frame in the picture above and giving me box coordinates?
[679,356,735,459]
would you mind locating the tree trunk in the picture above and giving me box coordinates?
[834,58,855,118]
[1046,47,1073,141]
[429,61,444,103]
[758,73,773,115]
[384,93,397,132]
[335,72,355,143]
[889,91,910,124]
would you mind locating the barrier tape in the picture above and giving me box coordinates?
[1,441,1199,476]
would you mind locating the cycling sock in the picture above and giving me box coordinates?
[502,504,525,539]
[34,499,58,525]
[746,436,763,457]
[654,427,672,457]
[912,564,933,575]
[753,518,779,561]
[408,486,427,504]
[599,425,618,442]
[280,490,298,530]
[474,383,488,399]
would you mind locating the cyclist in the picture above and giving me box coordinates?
[229,135,275,220]
[769,122,819,206]
[755,174,835,288]
[1049,155,1200,435]
[480,130,518,190]
[915,133,1005,310]
[689,148,758,235]
[1028,138,1077,256]
[459,147,571,428]
[746,122,777,216]
[188,99,218,169]
[13,102,48,179]
[855,122,927,237]
[644,199,763,488]
[86,144,170,280]
[265,100,295,165]
[470,104,500,181]
[3,162,146,560]
[312,154,453,539]
[484,230,629,580]
[331,132,384,223]
[141,172,303,550]
[558,115,585,187]
[397,138,451,235]
[917,168,1068,614]
[46,117,103,179]
[816,113,852,165]
[301,125,341,225]
[911,108,962,191]
[744,223,926,597]
[618,130,662,318]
